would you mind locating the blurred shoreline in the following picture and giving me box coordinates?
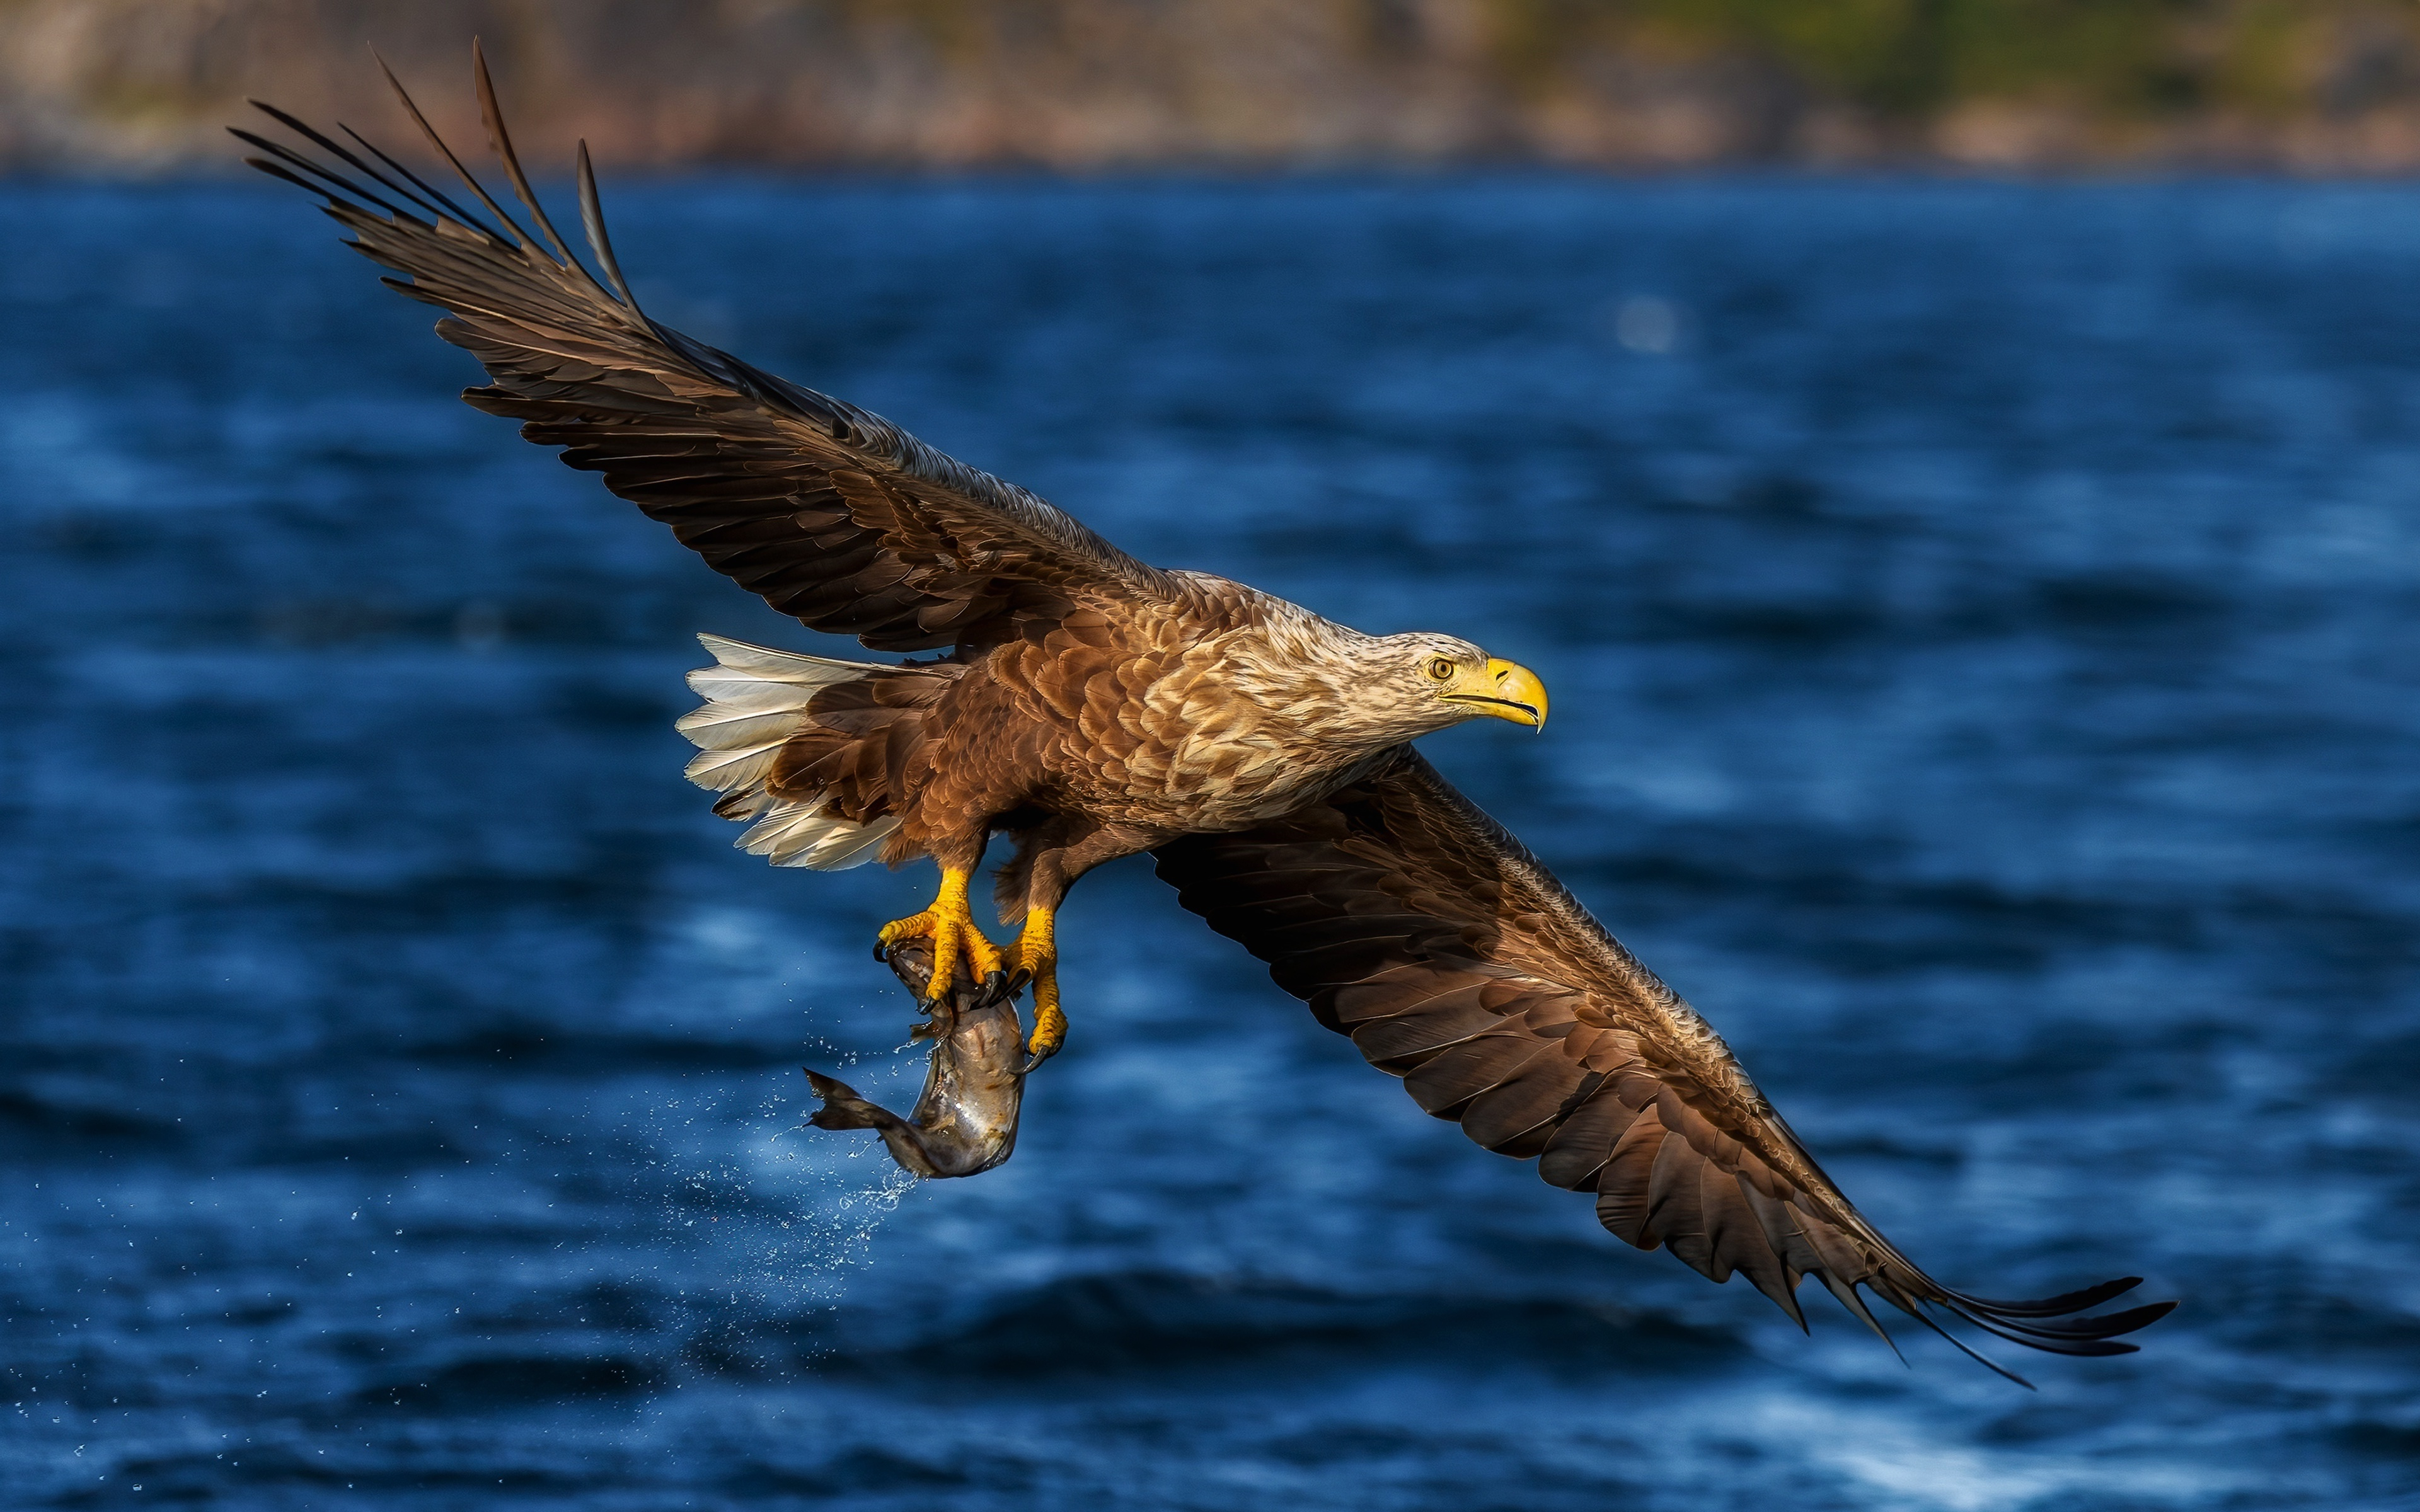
[16,0,2420,177]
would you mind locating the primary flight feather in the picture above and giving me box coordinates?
[235,46,2172,1383]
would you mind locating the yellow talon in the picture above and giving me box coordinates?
[1011,907,1065,1064]
[876,867,1004,1002]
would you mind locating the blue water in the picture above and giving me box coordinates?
[4,174,2419,1509]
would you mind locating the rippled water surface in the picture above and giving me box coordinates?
[4,175,2419,1509]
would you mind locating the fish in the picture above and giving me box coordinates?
[802,936,1024,1179]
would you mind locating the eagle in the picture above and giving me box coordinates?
[234,48,2172,1383]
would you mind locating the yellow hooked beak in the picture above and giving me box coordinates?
[1441,658,1548,730]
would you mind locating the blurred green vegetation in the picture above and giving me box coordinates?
[13,0,2420,168]
[1487,0,2373,119]
[828,0,2409,127]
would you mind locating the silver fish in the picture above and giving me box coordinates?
[802,937,1023,1179]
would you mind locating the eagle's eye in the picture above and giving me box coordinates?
[1427,656,1456,682]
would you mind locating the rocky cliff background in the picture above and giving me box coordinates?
[9,0,2420,173]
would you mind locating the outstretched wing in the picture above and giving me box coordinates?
[1153,748,2173,1382]
[234,45,1177,654]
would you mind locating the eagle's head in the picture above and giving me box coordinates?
[1376,634,1548,735]
[1227,610,1548,751]
[1404,638,1548,732]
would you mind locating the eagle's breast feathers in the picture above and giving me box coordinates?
[738,583,1466,857]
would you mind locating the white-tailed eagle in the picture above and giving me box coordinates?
[234,48,2172,1383]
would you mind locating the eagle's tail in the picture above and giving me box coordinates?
[677,633,947,871]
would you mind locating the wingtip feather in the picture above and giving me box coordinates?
[374,43,532,252]
[1951,1275,2147,1319]
[575,139,645,318]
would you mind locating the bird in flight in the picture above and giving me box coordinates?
[235,47,2172,1383]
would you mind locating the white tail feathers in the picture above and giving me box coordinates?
[734,798,901,871]
[677,633,901,870]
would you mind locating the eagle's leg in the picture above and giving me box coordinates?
[1008,907,1063,1067]
[994,820,1155,1068]
[875,866,1006,1003]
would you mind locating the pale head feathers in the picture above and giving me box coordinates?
[1218,602,1497,752]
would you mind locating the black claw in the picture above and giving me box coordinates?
[1020,1036,1063,1074]
[982,970,1007,999]
[871,940,889,963]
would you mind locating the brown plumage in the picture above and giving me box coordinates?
[235,47,2173,1383]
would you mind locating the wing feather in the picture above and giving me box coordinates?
[1153,746,2174,1383]
[236,50,1182,656]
